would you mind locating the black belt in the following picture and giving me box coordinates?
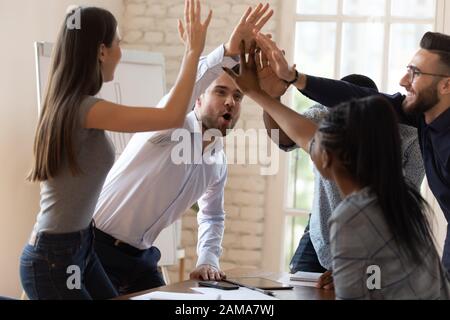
[94,227,144,256]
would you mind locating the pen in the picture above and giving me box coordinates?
[222,279,275,297]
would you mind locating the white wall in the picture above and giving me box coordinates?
[0,0,124,298]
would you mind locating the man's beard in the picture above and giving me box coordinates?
[404,83,440,115]
[201,117,235,137]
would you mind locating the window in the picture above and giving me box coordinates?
[283,0,439,271]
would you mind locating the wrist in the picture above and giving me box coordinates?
[294,73,307,91]
[247,89,270,101]
[283,69,299,86]
[224,42,236,57]
[184,49,202,59]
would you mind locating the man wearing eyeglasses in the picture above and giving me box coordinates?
[259,31,450,272]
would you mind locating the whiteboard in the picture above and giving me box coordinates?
[35,42,181,266]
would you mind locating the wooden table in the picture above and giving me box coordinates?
[116,268,335,300]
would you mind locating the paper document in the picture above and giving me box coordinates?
[192,287,279,300]
[131,291,220,300]
[130,287,279,300]
[274,273,318,288]
[290,271,322,282]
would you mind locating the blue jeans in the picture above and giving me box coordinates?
[94,228,165,296]
[289,219,327,274]
[20,225,118,300]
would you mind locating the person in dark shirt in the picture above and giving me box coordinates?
[222,41,450,298]
[253,31,450,272]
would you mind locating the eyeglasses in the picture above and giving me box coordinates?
[406,65,450,83]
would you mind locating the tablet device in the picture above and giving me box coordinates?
[198,281,240,290]
[227,277,293,290]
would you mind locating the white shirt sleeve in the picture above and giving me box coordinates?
[157,44,239,112]
[196,165,228,268]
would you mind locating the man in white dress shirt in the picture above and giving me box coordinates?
[92,4,274,296]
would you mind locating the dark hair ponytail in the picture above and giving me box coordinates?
[319,96,435,263]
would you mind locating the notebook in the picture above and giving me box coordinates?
[290,271,322,282]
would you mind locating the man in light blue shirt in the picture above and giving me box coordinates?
[93,5,274,296]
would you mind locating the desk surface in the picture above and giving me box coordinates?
[116,268,335,300]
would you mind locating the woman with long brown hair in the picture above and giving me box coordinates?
[20,1,211,300]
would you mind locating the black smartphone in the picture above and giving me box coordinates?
[198,281,240,290]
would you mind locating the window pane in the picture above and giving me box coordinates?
[284,215,309,272]
[297,0,338,15]
[286,92,315,211]
[341,22,384,85]
[295,22,337,79]
[285,92,315,212]
[388,24,433,93]
[343,0,385,16]
[391,0,436,18]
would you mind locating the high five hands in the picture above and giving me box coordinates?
[222,40,263,98]
[255,38,290,98]
[223,33,299,99]
[255,32,298,84]
[225,3,274,56]
[177,0,213,56]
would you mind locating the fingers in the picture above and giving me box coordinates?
[316,271,333,288]
[254,8,274,31]
[239,40,247,67]
[195,0,201,23]
[192,266,223,281]
[261,50,269,68]
[185,0,190,25]
[239,6,252,25]
[200,268,209,280]
[253,3,269,24]
[255,50,263,71]
[247,3,263,23]
[177,19,185,41]
[324,282,334,290]
[248,40,257,69]
[208,269,218,281]
[190,0,195,25]
[203,10,213,29]
[256,33,275,51]
[272,50,285,65]
[255,34,271,55]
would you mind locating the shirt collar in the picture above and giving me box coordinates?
[186,111,224,154]
[428,106,450,132]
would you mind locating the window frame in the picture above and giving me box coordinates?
[263,0,446,272]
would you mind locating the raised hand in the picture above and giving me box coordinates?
[225,3,274,56]
[256,44,289,98]
[223,40,262,96]
[178,0,213,56]
[255,32,297,82]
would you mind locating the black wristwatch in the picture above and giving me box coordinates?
[284,69,299,86]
